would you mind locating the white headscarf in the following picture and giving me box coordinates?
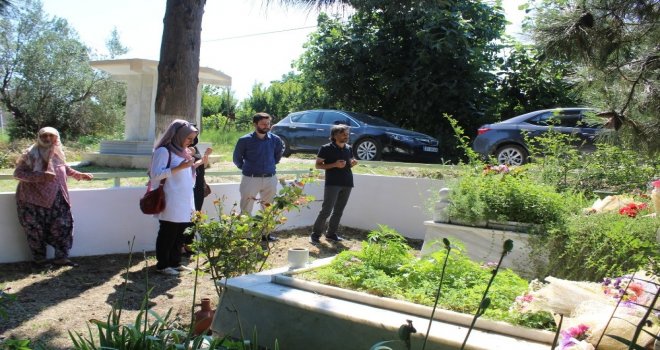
[24,127,66,172]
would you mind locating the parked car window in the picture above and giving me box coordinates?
[346,111,398,127]
[291,111,321,124]
[320,111,353,126]
[528,111,581,127]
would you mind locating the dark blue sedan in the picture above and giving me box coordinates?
[270,109,440,161]
[472,108,603,165]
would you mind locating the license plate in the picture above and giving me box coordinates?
[423,146,439,153]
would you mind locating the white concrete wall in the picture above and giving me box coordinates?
[344,175,442,239]
[0,175,443,263]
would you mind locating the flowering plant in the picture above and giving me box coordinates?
[191,171,317,298]
[448,164,572,228]
[509,279,545,313]
[601,275,656,306]
[618,202,648,218]
[557,324,593,350]
[482,164,510,175]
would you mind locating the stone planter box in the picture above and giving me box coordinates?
[421,221,540,278]
[210,258,553,350]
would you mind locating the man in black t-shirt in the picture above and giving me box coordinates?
[310,125,358,244]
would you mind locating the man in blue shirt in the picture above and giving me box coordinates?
[233,113,283,241]
[310,125,358,244]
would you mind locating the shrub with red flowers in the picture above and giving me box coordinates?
[618,202,648,218]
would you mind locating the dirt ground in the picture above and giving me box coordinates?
[0,226,422,349]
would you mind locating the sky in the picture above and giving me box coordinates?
[41,0,527,101]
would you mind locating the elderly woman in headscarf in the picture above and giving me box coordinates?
[150,119,204,276]
[14,127,93,267]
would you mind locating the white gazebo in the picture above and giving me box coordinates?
[84,58,231,168]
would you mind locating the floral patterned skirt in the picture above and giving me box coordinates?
[16,190,74,261]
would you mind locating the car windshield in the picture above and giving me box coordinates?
[345,111,399,127]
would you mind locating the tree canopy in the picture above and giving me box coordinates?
[488,43,583,121]
[529,0,659,154]
[294,1,507,152]
[0,0,124,140]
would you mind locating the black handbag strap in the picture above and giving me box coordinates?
[158,150,172,187]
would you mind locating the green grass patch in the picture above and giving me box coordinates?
[0,130,456,192]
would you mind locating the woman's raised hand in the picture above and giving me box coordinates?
[202,147,213,165]
[176,159,195,172]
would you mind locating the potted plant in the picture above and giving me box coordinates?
[424,115,588,278]
[445,164,581,232]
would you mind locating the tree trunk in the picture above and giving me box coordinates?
[155,0,206,138]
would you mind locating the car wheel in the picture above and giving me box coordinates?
[495,145,528,166]
[353,138,382,161]
[279,136,292,157]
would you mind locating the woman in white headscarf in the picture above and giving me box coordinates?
[149,119,203,275]
[14,127,93,267]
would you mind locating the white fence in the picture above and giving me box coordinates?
[0,175,443,263]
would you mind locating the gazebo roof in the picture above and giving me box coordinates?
[90,58,231,86]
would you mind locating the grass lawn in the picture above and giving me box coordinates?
[0,155,455,192]
[0,128,456,191]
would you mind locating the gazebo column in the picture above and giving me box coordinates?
[124,74,158,142]
[99,71,155,156]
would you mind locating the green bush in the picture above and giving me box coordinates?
[446,167,585,230]
[525,128,659,194]
[306,229,553,330]
[0,139,31,169]
[536,212,660,281]
[574,143,659,194]
[361,225,414,274]
[192,172,317,299]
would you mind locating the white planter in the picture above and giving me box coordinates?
[287,247,309,269]
[211,259,553,350]
[421,221,541,279]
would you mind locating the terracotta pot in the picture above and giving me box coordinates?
[193,298,215,335]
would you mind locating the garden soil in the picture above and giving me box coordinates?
[0,226,422,349]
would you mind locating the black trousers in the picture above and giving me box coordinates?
[156,220,189,270]
[312,186,352,237]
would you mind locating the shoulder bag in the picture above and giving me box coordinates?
[139,150,171,215]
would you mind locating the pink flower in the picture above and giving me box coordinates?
[516,293,534,303]
[628,282,644,298]
[560,324,591,350]
[568,324,589,339]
